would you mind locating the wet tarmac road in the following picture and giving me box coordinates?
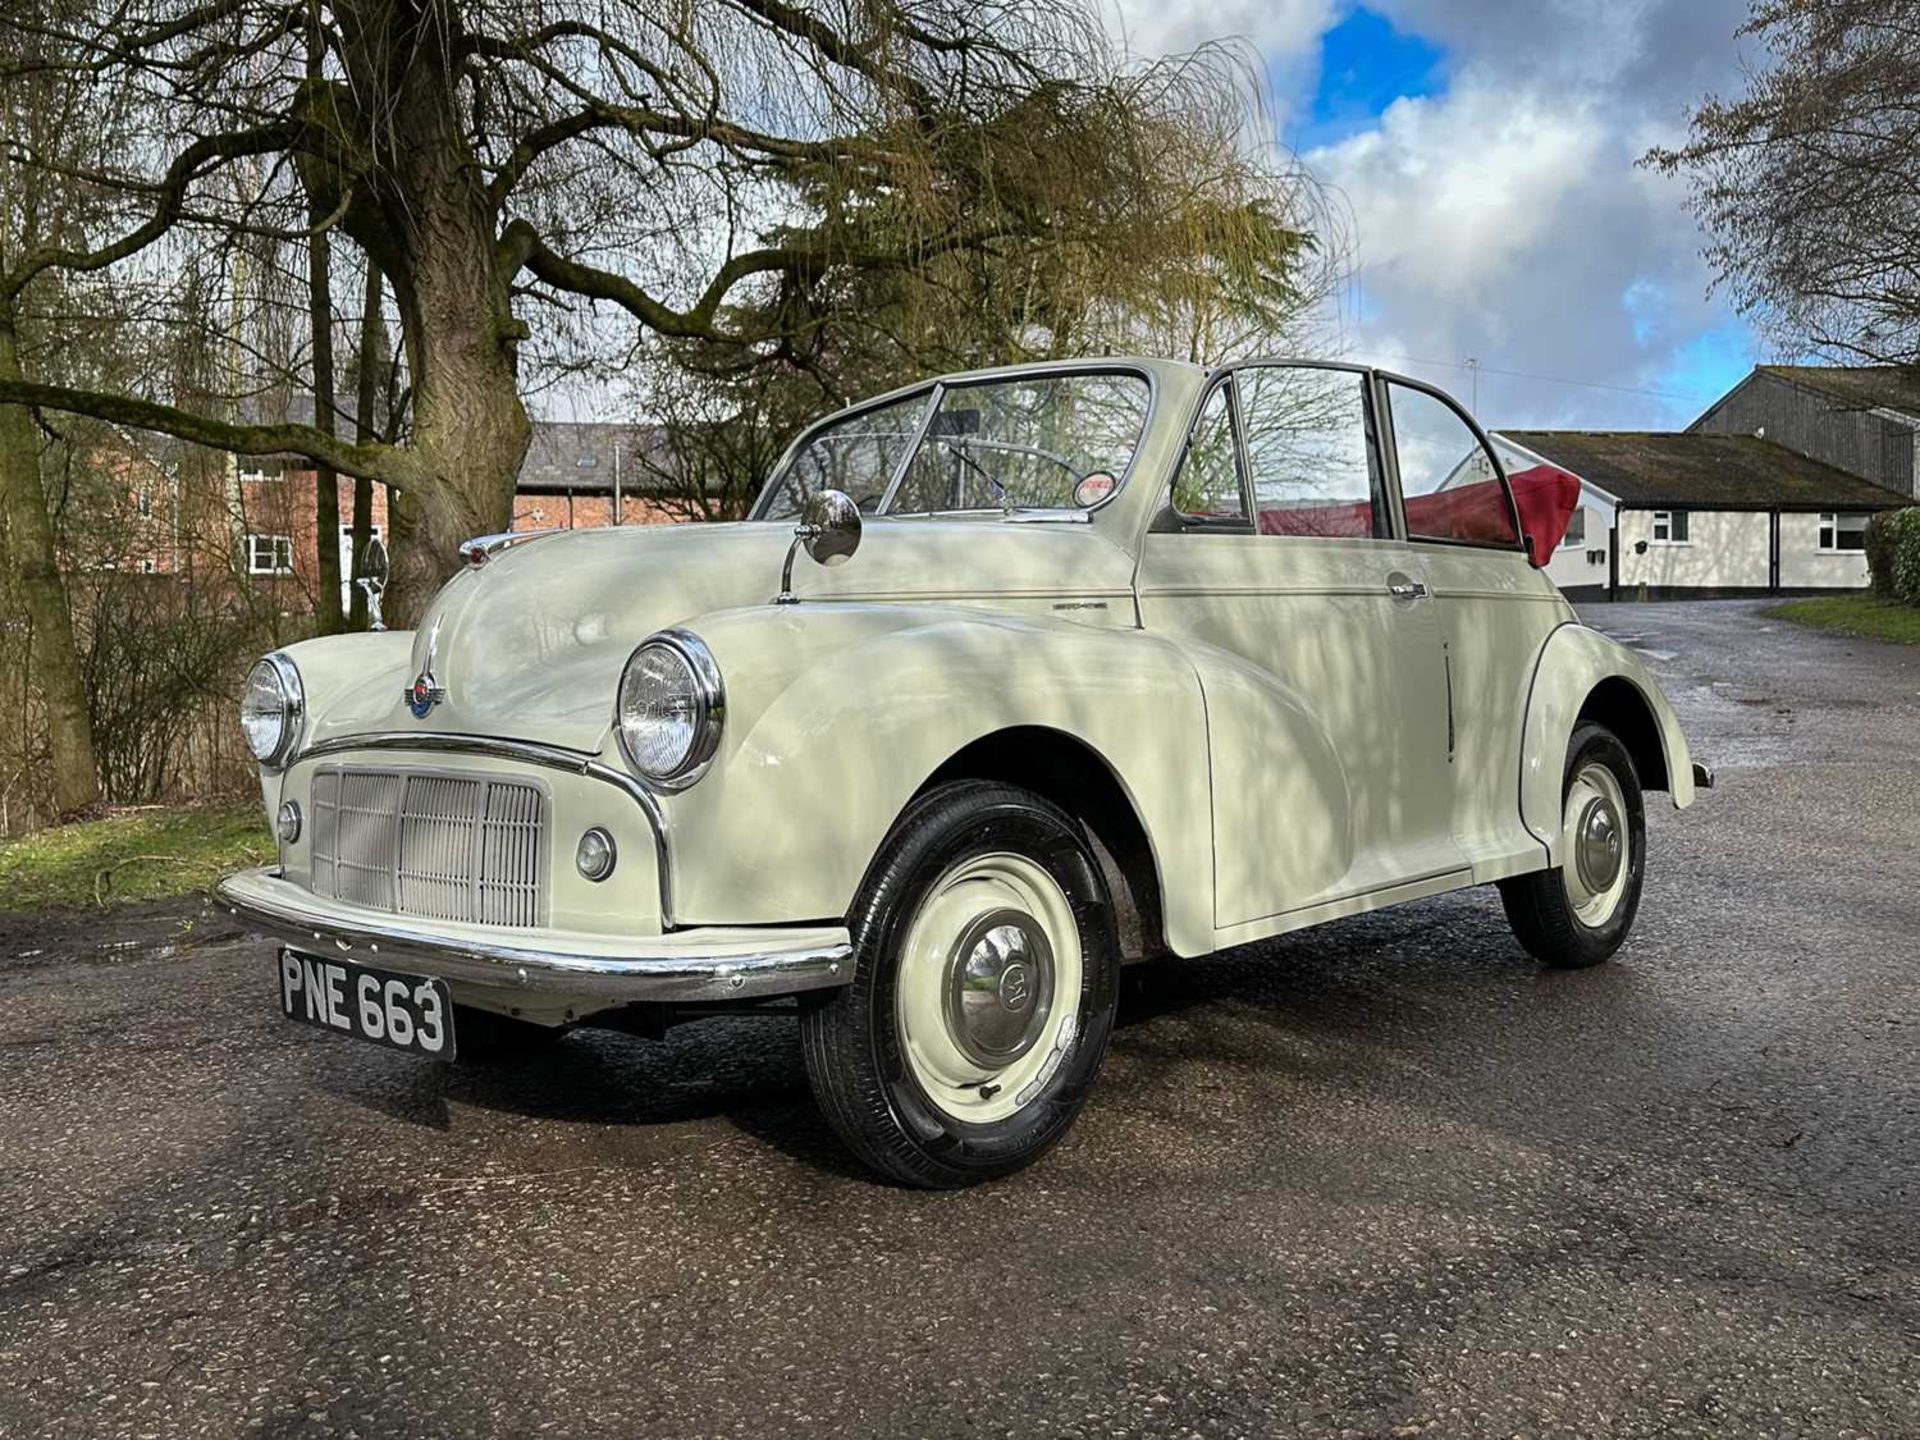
[2,601,1917,1438]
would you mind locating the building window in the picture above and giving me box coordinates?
[1560,507,1587,549]
[244,533,294,575]
[1650,510,1690,544]
[134,486,152,518]
[1817,512,1869,552]
[575,454,599,469]
[140,558,156,574]
[238,463,279,484]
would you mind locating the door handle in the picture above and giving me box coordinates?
[1386,575,1429,603]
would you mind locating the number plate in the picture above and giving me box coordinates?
[277,950,455,1059]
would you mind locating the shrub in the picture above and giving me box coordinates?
[1866,508,1920,604]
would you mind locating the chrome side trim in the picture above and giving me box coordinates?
[293,732,676,926]
[217,867,852,1005]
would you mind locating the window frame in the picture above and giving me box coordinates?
[1376,373,1527,555]
[237,463,279,485]
[244,532,294,575]
[1167,373,1255,532]
[1560,506,1588,550]
[1650,509,1690,546]
[1185,359,1393,542]
[1816,511,1868,553]
[749,359,1159,522]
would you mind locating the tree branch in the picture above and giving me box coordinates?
[0,378,419,488]
[501,218,1016,341]
[4,121,295,296]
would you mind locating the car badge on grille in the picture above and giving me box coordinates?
[406,669,445,719]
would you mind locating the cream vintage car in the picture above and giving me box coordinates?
[219,357,1708,1187]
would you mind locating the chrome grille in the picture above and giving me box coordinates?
[309,767,547,927]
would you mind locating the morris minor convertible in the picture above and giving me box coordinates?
[219,357,1708,1187]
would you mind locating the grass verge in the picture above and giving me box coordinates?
[0,805,271,911]
[1766,594,1920,646]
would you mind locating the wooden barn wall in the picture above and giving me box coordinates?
[1692,374,1918,499]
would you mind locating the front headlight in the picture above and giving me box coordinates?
[615,630,724,788]
[241,653,304,767]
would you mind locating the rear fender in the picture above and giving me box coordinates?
[1520,623,1696,863]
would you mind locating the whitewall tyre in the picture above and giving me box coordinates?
[1498,721,1647,970]
[800,781,1121,1188]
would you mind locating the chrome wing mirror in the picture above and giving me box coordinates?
[357,535,390,632]
[774,489,862,605]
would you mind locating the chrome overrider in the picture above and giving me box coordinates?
[215,729,856,1005]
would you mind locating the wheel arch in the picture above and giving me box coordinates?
[914,726,1169,964]
[1577,675,1670,793]
[1520,622,1696,864]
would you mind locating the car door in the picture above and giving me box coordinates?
[1381,376,1571,876]
[1136,364,1468,932]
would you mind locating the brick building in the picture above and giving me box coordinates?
[98,418,690,613]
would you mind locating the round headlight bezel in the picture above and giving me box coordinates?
[242,653,305,769]
[613,629,725,790]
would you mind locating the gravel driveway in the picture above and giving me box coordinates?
[2,600,1916,1438]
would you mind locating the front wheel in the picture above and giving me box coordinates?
[1498,721,1646,969]
[801,781,1120,1188]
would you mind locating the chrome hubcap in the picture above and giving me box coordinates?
[944,910,1054,1067]
[1574,796,1623,892]
[895,853,1082,1125]
[1562,762,1630,927]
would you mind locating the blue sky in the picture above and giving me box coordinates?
[1289,8,1445,152]
[1107,0,1764,430]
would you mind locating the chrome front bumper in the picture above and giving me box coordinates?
[216,866,853,1006]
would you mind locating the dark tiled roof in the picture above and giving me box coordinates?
[1755,365,1920,417]
[1497,431,1909,510]
[517,421,673,494]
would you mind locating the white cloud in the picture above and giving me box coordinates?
[1103,0,1336,60]
[1312,85,1606,308]
[1101,0,1337,126]
[1101,0,1762,428]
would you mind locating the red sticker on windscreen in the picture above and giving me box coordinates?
[1074,472,1116,508]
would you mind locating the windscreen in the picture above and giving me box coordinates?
[757,371,1151,520]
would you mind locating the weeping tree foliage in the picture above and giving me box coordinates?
[1647,0,1920,364]
[0,0,1328,621]
[634,39,1330,519]
[0,0,161,815]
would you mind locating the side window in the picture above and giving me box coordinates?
[759,391,934,520]
[1387,381,1520,547]
[1237,366,1384,538]
[1171,381,1245,522]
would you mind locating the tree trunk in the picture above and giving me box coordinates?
[326,0,532,627]
[346,261,383,631]
[308,189,344,635]
[0,301,99,816]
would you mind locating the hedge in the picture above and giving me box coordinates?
[1865,507,1920,604]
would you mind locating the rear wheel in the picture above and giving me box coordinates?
[801,781,1120,1188]
[1499,722,1646,969]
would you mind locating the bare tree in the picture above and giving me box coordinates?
[0,0,150,815]
[0,0,1325,623]
[1647,0,1920,364]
